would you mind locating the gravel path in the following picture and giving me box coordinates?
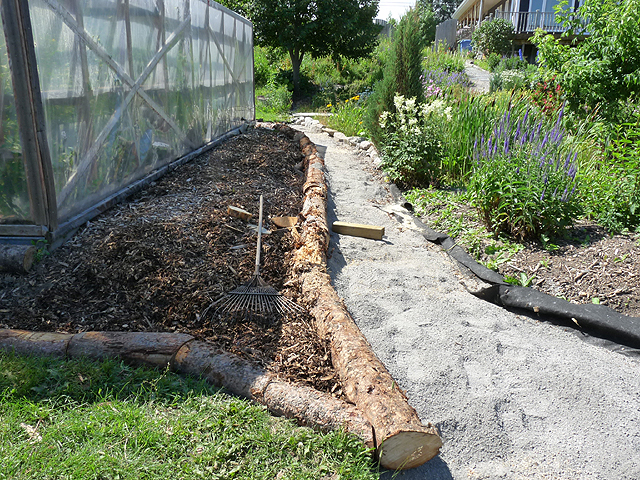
[465,60,491,93]
[295,125,640,480]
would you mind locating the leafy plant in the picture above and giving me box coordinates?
[531,0,640,120]
[255,83,292,121]
[469,104,580,240]
[579,120,640,232]
[471,19,515,57]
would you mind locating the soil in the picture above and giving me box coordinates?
[0,127,342,396]
[417,200,640,318]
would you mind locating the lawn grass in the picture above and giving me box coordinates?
[0,351,378,480]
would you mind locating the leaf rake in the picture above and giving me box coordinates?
[206,195,304,316]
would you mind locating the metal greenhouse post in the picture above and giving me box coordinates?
[1,0,58,234]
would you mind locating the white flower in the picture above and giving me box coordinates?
[379,111,390,129]
[393,95,405,111]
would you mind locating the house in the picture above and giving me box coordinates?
[453,0,583,57]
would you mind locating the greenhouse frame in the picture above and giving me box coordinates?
[0,0,254,246]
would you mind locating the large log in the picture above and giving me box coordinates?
[294,132,443,470]
[0,244,36,273]
[173,340,374,446]
[0,329,373,446]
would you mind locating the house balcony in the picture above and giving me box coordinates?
[492,10,565,34]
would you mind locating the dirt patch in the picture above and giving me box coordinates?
[0,128,341,396]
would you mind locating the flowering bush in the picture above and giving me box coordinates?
[378,95,451,187]
[421,69,472,95]
[531,77,564,116]
[469,105,580,240]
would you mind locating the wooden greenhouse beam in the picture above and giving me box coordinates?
[1,0,58,231]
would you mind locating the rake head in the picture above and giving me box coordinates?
[208,274,305,316]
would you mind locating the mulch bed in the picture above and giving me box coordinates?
[0,127,341,396]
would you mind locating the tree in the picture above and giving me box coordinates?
[532,0,640,119]
[416,0,437,46]
[471,18,515,56]
[221,0,381,96]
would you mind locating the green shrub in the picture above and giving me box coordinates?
[531,0,640,120]
[469,105,580,240]
[255,83,292,121]
[471,19,515,57]
[580,121,640,232]
[490,69,528,92]
[487,53,501,71]
[423,46,466,73]
[365,9,425,145]
[378,95,449,187]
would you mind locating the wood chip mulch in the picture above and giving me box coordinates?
[0,127,342,396]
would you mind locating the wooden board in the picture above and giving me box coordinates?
[332,221,384,240]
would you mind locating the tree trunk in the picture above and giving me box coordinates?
[0,244,36,273]
[0,329,373,447]
[292,130,443,470]
[289,48,304,98]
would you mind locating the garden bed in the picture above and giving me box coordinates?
[410,192,640,319]
[0,127,340,396]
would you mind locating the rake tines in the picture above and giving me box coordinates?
[205,195,305,318]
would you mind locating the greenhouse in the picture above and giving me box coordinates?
[0,0,254,245]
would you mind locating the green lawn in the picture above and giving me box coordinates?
[0,351,378,480]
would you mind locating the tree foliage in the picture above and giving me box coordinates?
[471,19,515,56]
[365,8,425,145]
[531,0,640,119]
[416,0,437,46]
[219,0,381,95]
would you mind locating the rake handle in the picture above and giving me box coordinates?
[255,195,263,276]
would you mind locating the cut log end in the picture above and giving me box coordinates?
[0,244,37,273]
[378,429,443,470]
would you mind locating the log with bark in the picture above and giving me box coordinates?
[0,244,36,273]
[292,129,443,470]
[0,329,373,447]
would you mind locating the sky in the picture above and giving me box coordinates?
[376,0,415,21]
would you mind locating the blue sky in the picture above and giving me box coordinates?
[376,0,414,20]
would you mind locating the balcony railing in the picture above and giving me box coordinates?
[493,10,565,34]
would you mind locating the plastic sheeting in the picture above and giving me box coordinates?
[0,23,31,224]
[29,0,253,223]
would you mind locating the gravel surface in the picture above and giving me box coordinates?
[295,124,640,480]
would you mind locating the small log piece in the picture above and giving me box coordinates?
[295,132,443,470]
[0,244,37,273]
[272,216,298,228]
[0,329,72,357]
[227,205,253,221]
